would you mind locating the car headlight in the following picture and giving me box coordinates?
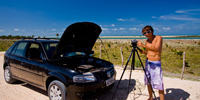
[73,72,96,83]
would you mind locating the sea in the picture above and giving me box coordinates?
[98,35,200,40]
[48,35,200,40]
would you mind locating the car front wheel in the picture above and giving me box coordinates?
[48,80,67,100]
[4,66,16,84]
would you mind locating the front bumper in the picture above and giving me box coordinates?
[67,74,116,100]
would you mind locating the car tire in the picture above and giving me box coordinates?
[4,66,16,84]
[48,80,67,100]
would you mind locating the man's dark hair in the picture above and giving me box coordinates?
[142,25,154,34]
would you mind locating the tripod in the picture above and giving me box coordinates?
[111,40,157,100]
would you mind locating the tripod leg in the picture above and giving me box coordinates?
[128,49,135,94]
[135,50,157,99]
[128,63,133,94]
[111,49,134,100]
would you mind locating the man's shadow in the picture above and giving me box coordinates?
[156,88,190,100]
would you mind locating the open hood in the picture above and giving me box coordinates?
[51,22,102,60]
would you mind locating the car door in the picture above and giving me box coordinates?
[9,41,28,79]
[20,42,45,87]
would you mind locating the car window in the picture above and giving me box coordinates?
[43,43,58,59]
[26,43,42,59]
[11,42,28,57]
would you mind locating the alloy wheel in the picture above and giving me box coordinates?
[4,68,11,82]
[49,85,62,100]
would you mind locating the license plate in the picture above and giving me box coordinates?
[106,77,115,87]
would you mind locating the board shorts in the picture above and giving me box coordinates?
[144,60,164,90]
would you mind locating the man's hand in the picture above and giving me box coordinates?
[137,40,144,47]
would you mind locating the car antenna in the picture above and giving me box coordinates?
[98,37,110,61]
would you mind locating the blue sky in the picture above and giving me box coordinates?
[0,0,200,37]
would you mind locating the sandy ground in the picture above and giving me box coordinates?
[0,52,200,100]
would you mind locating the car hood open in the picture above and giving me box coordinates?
[51,22,102,60]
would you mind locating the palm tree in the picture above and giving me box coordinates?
[56,33,59,38]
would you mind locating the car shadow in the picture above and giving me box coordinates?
[12,79,136,100]
[88,79,136,100]
[22,83,48,96]
[159,88,190,100]
[12,81,48,96]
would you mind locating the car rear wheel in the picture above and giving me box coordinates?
[4,66,16,84]
[48,80,67,100]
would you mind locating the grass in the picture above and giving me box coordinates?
[93,39,200,80]
[0,39,17,51]
[1,39,200,80]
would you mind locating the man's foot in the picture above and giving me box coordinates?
[147,97,153,100]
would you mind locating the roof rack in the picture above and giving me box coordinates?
[21,38,60,41]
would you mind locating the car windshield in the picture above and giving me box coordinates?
[61,52,86,57]
[43,42,87,59]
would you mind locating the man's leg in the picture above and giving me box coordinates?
[159,90,165,100]
[147,84,153,100]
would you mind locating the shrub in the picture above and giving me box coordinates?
[107,43,111,48]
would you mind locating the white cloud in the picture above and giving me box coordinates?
[102,31,112,33]
[14,29,20,31]
[176,9,200,13]
[21,30,26,32]
[111,28,117,31]
[153,27,160,31]
[117,18,136,22]
[163,27,170,31]
[129,27,138,30]
[119,28,126,30]
[117,18,125,21]
[0,30,5,32]
[152,16,157,18]
[51,29,56,31]
[102,28,109,31]
[160,15,200,21]
[103,24,115,27]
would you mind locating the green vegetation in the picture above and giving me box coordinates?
[0,40,17,51]
[0,38,200,80]
[93,39,200,79]
[0,35,33,39]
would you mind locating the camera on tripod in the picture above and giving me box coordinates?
[131,40,138,47]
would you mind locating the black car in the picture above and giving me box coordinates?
[3,22,116,100]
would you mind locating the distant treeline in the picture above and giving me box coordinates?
[0,35,40,39]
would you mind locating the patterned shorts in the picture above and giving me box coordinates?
[144,60,164,90]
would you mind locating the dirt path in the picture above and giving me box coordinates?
[0,52,200,100]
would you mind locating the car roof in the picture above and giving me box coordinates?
[19,38,59,43]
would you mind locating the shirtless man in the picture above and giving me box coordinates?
[137,25,165,100]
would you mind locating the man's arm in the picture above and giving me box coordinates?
[137,36,163,52]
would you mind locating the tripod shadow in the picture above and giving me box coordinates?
[162,88,190,100]
[88,79,136,100]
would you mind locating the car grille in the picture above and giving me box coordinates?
[98,67,115,80]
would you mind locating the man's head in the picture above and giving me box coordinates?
[142,25,154,36]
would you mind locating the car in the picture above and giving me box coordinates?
[3,22,116,100]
